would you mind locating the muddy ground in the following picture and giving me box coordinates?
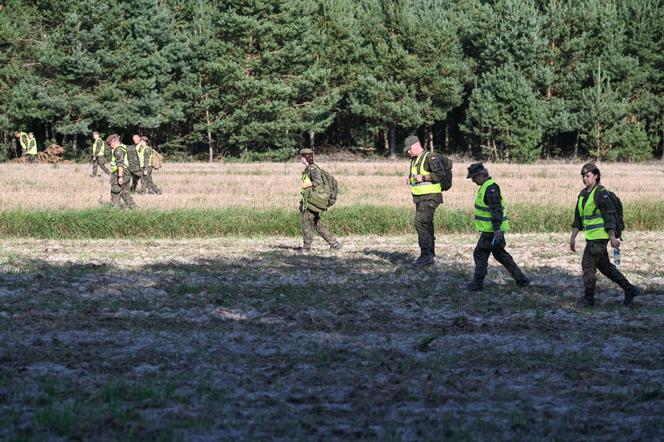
[1,233,663,440]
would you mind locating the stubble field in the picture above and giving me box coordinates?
[1,161,664,440]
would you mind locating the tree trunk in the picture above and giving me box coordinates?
[573,130,579,159]
[444,122,450,154]
[428,125,434,153]
[383,130,389,157]
[205,106,214,162]
[389,126,397,158]
[309,130,315,149]
[11,138,17,159]
[72,136,78,155]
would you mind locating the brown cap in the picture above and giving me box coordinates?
[403,135,420,153]
[580,162,599,175]
[299,148,314,155]
[105,134,120,144]
[466,162,488,179]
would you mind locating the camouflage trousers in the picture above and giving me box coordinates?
[110,172,137,209]
[413,194,442,257]
[582,240,632,299]
[138,167,162,194]
[301,209,336,249]
[129,171,142,193]
[472,232,527,283]
[92,156,110,176]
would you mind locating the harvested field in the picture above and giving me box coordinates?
[1,233,663,440]
[0,161,662,211]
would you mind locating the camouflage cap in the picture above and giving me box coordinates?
[466,162,488,179]
[580,162,599,175]
[105,133,120,144]
[402,135,420,153]
[299,148,314,155]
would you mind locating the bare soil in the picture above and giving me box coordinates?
[1,233,663,440]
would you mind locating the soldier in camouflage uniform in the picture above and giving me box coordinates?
[14,130,37,163]
[465,163,530,291]
[90,131,110,176]
[404,135,445,266]
[299,148,341,252]
[108,134,137,209]
[137,136,161,194]
[570,163,643,306]
[127,134,142,193]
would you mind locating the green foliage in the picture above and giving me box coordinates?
[1,202,663,238]
[0,0,662,161]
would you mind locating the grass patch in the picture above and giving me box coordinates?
[1,202,663,238]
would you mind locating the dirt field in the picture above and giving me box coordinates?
[2,233,663,440]
[0,161,662,211]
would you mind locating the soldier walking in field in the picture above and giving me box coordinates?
[127,134,142,192]
[107,134,137,209]
[465,163,530,291]
[14,130,37,163]
[299,148,341,252]
[90,131,110,176]
[570,163,643,306]
[404,135,446,266]
[137,136,161,194]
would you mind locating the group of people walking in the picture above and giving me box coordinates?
[298,136,643,307]
[14,130,161,209]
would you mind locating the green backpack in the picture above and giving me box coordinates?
[305,166,338,212]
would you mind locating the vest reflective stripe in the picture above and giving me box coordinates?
[474,178,510,232]
[409,152,442,195]
[110,144,129,172]
[92,139,105,157]
[27,137,38,155]
[578,186,609,240]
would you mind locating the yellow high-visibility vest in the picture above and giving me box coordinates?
[474,178,510,232]
[409,152,442,195]
[110,144,129,172]
[578,186,610,240]
[92,138,105,157]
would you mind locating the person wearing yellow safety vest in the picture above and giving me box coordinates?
[107,134,137,209]
[465,163,530,291]
[127,134,143,193]
[90,131,110,177]
[14,130,37,163]
[137,136,161,195]
[298,148,341,253]
[570,163,642,307]
[404,135,445,266]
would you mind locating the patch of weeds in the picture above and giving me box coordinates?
[34,401,79,435]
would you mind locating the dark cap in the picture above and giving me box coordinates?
[580,162,599,175]
[403,135,420,153]
[299,148,314,155]
[466,162,488,179]
[105,133,119,144]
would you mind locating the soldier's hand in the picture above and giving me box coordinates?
[493,230,504,241]
[118,177,123,185]
[415,174,424,182]
[143,171,147,176]
[610,238,620,249]
[569,239,576,252]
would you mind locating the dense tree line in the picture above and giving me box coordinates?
[1,0,662,161]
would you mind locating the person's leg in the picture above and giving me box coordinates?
[468,233,492,290]
[491,237,529,285]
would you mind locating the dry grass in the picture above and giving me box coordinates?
[0,161,662,211]
[1,233,663,440]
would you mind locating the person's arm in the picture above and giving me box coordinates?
[115,148,125,181]
[422,154,445,183]
[143,147,151,173]
[484,183,504,233]
[570,195,583,252]
[308,165,323,187]
[595,187,620,248]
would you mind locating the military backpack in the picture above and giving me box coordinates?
[594,185,625,238]
[151,150,163,170]
[305,165,338,211]
[439,155,453,191]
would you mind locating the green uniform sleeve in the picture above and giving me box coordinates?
[425,154,445,183]
[308,165,323,186]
